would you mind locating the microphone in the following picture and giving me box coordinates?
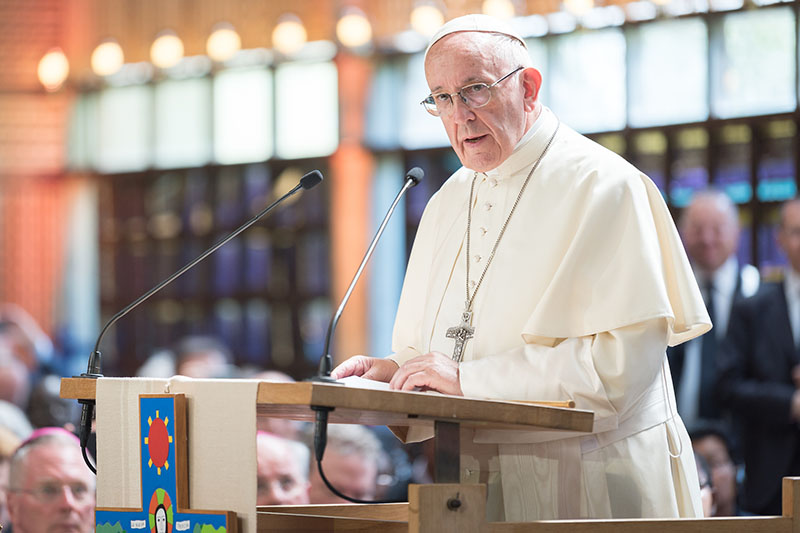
[315,166,424,380]
[76,169,324,474]
[310,166,423,505]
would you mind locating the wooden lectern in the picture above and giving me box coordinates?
[61,378,800,532]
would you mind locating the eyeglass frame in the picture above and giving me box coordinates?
[9,481,94,504]
[420,66,525,117]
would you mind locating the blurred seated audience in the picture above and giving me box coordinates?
[251,370,304,440]
[174,336,235,378]
[690,421,741,516]
[369,426,413,502]
[306,424,382,504]
[0,344,31,409]
[135,348,176,378]
[0,303,54,373]
[137,336,236,379]
[717,197,800,515]
[26,375,80,432]
[694,451,715,517]
[6,428,95,533]
[0,402,33,442]
[256,431,310,506]
[0,425,22,527]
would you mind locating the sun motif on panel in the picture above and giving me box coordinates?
[144,410,173,475]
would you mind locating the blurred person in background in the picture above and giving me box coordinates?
[671,190,759,431]
[717,197,800,515]
[0,402,33,442]
[173,335,235,379]
[6,428,95,533]
[0,303,55,375]
[369,426,413,502]
[694,451,715,517]
[0,343,31,410]
[0,425,22,527]
[251,370,305,440]
[690,422,741,517]
[306,424,382,504]
[25,375,80,433]
[135,347,176,379]
[256,431,310,506]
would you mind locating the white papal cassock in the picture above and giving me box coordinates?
[389,107,711,521]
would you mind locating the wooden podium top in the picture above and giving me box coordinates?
[61,377,593,433]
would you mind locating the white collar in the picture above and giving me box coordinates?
[785,267,800,300]
[693,255,738,295]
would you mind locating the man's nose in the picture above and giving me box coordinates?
[451,96,475,123]
[54,485,81,508]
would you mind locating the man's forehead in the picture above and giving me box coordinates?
[24,444,87,476]
[424,14,526,62]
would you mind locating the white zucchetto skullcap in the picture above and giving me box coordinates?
[424,14,527,61]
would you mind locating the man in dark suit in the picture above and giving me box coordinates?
[717,197,800,515]
[670,190,759,430]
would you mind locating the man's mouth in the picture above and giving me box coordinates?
[464,134,487,144]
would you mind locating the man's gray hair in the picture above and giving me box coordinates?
[8,431,94,491]
[311,424,383,467]
[680,189,739,231]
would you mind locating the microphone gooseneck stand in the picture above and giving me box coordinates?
[77,170,324,474]
[310,167,423,504]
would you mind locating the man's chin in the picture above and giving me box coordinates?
[458,146,502,173]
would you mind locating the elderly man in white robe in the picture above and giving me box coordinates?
[333,14,710,522]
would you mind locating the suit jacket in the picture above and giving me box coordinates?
[716,281,800,513]
[668,265,754,420]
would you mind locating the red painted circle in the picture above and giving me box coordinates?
[147,418,169,467]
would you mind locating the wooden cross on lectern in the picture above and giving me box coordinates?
[95,394,236,533]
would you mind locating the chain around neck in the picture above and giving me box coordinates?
[465,121,560,310]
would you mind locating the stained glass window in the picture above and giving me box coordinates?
[548,28,627,133]
[275,61,339,159]
[214,68,273,164]
[154,78,213,168]
[628,18,709,127]
[96,85,152,173]
[711,7,796,118]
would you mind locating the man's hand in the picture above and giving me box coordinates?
[389,351,463,396]
[331,356,399,382]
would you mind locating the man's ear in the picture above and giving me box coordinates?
[521,67,542,111]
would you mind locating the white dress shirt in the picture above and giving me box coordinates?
[784,268,800,346]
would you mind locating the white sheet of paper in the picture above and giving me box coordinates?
[336,375,393,391]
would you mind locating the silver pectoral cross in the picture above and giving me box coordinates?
[446,307,474,363]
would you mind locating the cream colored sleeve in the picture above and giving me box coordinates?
[387,346,422,367]
[459,318,669,422]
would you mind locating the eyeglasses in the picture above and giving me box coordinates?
[420,66,524,117]
[11,482,93,504]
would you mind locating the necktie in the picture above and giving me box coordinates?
[699,279,718,419]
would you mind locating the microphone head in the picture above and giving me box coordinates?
[405,167,424,186]
[301,170,324,190]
